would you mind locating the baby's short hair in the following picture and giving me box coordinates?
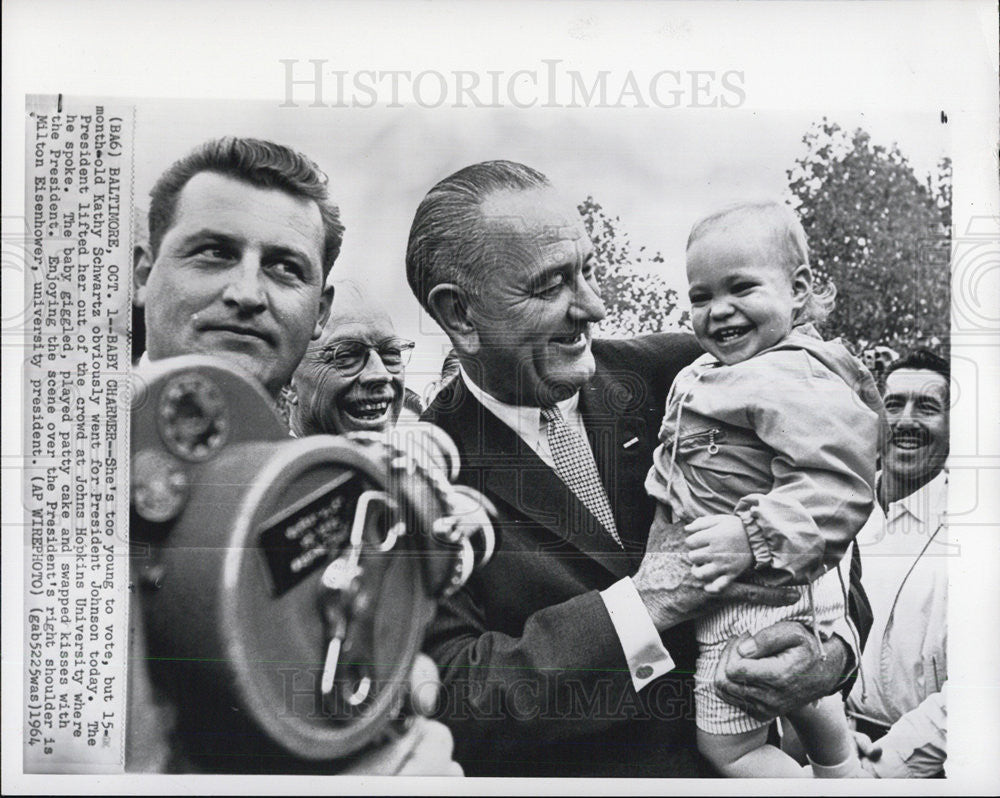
[687,199,835,325]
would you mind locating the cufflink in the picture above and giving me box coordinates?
[636,664,654,679]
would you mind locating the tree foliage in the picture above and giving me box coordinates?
[786,120,951,355]
[578,196,690,338]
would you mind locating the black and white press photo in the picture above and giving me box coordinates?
[4,1,998,794]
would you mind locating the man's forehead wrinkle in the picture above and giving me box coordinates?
[537,243,583,270]
[478,188,532,223]
[324,312,390,332]
[170,171,324,255]
[480,220,588,266]
[482,212,584,241]
[314,295,396,349]
[541,220,585,237]
[886,369,950,400]
[176,228,243,245]
[480,222,544,267]
[886,387,944,399]
[480,185,577,224]
[479,215,548,259]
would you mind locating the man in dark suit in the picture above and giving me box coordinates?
[408,160,866,777]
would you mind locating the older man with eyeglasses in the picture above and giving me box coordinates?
[288,279,415,436]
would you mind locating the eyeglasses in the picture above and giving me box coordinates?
[324,339,415,376]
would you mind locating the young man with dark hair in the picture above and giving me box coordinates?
[128,137,459,776]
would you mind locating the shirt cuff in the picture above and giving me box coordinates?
[600,577,675,692]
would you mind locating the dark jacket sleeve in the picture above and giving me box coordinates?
[423,580,642,767]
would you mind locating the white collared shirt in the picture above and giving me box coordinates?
[458,364,588,469]
[885,469,948,538]
[851,470,948,717]
[847,469,948,777]
[459,366,674,692]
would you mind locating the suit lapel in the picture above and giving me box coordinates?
[580,353,662,570]
[432,378,632,580]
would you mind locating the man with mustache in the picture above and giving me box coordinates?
[408,160,868,777]
[848,349,949,777]
[129,136,459,775]
[288,280,413,436]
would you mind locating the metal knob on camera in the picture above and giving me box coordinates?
[345,422,495,599]
[130,359,498,766]
[431,485,497,598]
[317,489,404,718]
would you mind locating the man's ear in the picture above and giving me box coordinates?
[427,283,480,354]
[133,244,154,308]
[312,283,334,340]
[791,263,813,311]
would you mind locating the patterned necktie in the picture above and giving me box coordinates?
[540,406,623,548]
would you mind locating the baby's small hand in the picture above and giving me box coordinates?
[684,515,753,591]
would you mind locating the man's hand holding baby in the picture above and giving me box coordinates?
[634,506,798,632]
[685,514,753,593]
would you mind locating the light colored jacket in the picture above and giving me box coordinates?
[848,471,948,777]
[645,324,883,584]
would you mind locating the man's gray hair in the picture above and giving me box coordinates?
[405,160,550,315]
